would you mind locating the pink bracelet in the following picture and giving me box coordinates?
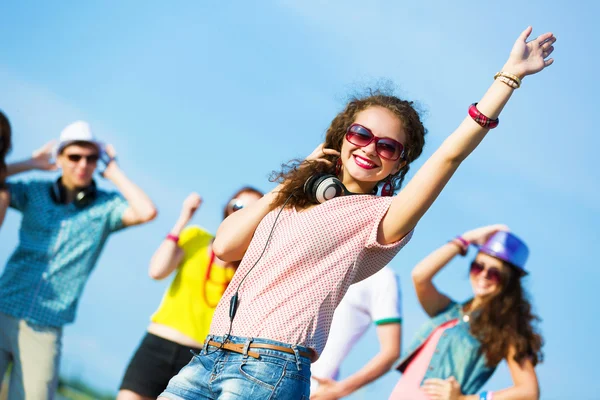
[166,233,180,244]
[450,236,470,256]
[468,103,499,129]
[455,236,469,247]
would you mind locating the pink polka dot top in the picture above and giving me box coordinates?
[209,194,413,358]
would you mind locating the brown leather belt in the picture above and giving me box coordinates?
[206,340,315,362]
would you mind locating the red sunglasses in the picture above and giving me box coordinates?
[469,261,504,285]
[346,123,405,161]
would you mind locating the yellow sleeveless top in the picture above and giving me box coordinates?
[150,225,235,343]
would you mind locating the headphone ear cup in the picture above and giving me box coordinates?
[74,180,97,208]
[304,175,320,204]
[50,178,65,204]
[305,174,345,204]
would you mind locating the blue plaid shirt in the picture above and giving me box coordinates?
[0,179,128,327]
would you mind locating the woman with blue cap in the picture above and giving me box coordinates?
[389,225,543,400]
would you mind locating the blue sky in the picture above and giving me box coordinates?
[0,1,597,398]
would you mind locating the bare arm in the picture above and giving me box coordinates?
[149,193,201,280]
[102,145,157,227]
[412,242,456,318]
[213,145,339,262]
[413,224,508,317]
[2,141,57,224]
[0,189,8,228]
[5,141,58,177]
[459,346,540,400]
[311,323,402,400]
[6,160,43,176]
[212,186,278,262]
[380,28,556,244]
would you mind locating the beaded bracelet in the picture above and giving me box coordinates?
[468,103,499,129]
[494,71,522,88]
[497,75,519,89]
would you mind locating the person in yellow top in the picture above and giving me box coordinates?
[118,187,263,400]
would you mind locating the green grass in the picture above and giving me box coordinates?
[1,371,115,400]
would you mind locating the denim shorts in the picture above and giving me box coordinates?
[159,335,312,400]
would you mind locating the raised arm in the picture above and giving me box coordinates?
[213,145,338,262]
[3,141,58,224]
[311,323,402,400]
[149,193,201,280]
[212,186,278,262]
[380,27,556,244]
[102,144,157,227]
[413,225,508,317]
[5,141,58,177]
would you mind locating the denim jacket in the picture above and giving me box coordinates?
[396,301,496,395]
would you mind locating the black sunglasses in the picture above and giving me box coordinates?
[66,154,99,163]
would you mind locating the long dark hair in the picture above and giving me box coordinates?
[270,89,427,210]
[470,264,544,367]
[0,110,12,184]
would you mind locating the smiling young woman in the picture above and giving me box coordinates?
[391,227,543,400]
[158,27,556,400]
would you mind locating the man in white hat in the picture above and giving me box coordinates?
[0,121,157,400]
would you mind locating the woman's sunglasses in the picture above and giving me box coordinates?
[345,123,405,161]
[469,261,504,285]
[66,154,100,163]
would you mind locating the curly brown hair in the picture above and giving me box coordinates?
[270,90,427,209]
[469,264,544,367]
[0,110,12,184]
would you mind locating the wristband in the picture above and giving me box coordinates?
[99,152,117,177]
[468,103,499,129]
[455,236,469,247]
[479,391,493,400]
[450,236,469,256]
[166,233,180,244]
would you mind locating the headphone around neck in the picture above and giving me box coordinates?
[205,174,368,354]
[304,174,347,204]
[304,173,380,204]
[50,177,97,208]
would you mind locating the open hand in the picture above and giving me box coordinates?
[103,143,117,159]
[310,376,344,400]
[31,141,58,171]
[504,26,556,78]
[422,377,462,400]
[181,192,202,220]
[304,143,340,167]
[462,224,509,246]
